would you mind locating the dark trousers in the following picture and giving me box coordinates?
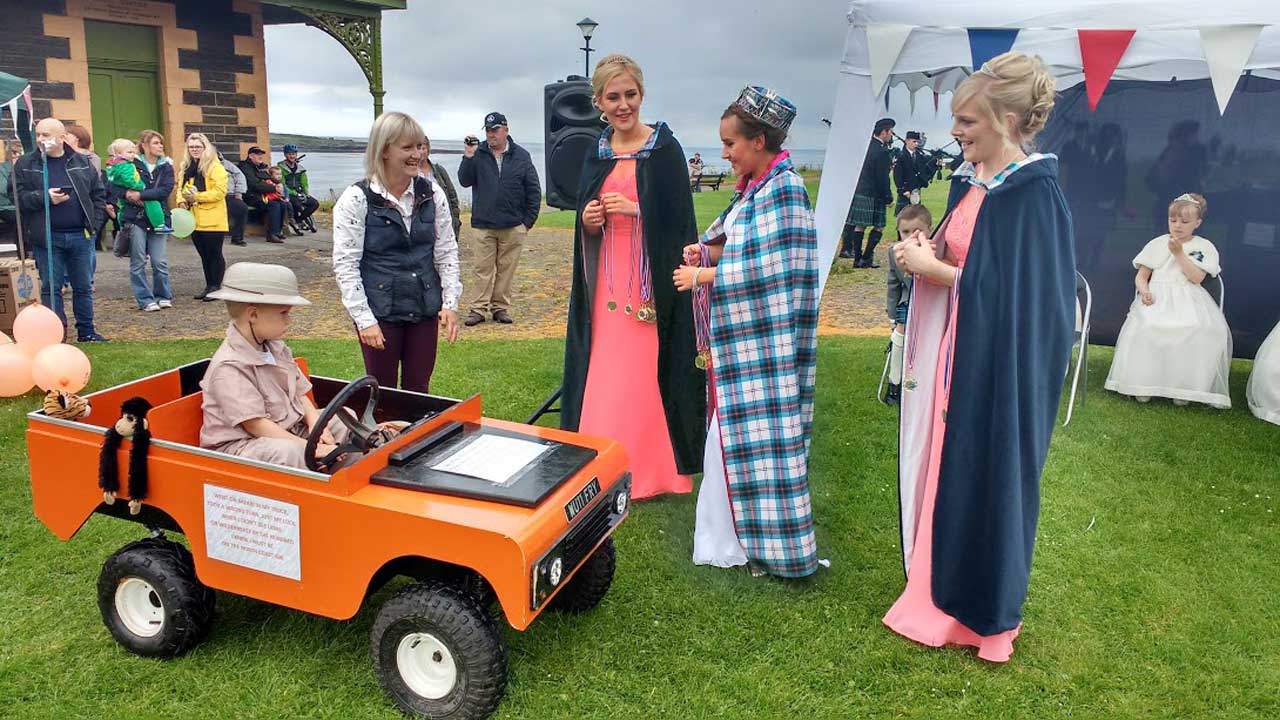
[0,208,15,243]
[895,194,913,216]
[190,231,226,290]
[288,194,318,222]
[226,195,249,243]
[33,229,96,337]
[359,317,440,394]
[246,196,287,236]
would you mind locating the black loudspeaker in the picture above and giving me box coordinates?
[545,79,607,210]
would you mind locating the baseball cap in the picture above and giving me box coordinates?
[483,112,508,129]
[247,145,266,155]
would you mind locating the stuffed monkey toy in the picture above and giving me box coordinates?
[98,397,153,516]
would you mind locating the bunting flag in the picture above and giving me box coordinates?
[867,24,915,99]
[1078,30,1135,111]
[932,90,940,115]
[967,28,1019,70]
[1199,25,1264,114]
[885,84,891,110]
[908,86,917,114]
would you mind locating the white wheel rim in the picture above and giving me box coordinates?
[115,577,165,638]
[396,632,458,700]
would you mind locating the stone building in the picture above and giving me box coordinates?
[0,0,400,159]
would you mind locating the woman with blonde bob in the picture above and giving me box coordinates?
[331,111,461,393]
[178,132,229,300]
[886,51,1076,662]
[560,54,705,500]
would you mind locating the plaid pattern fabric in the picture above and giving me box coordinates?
[597,122,665,160]
[845,193,886,228]
[702,157,819,577]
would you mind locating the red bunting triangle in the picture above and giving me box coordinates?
[1078,30,1136,111]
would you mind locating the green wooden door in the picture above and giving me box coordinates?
[84,20,161,159]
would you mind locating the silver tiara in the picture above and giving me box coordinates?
[734,86,797,132]
[1174,193,1202,205]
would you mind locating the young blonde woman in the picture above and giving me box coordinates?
[887,51,1075,662]
[178,132,229,300]
[560,54,705,500]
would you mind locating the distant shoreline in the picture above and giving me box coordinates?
[268,132,461,155]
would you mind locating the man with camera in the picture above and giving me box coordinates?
[458,112,541,327]
[13,117,108,342]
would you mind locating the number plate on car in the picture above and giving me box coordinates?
[564,478,601,522]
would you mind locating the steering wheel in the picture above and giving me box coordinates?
[304,375,383,472]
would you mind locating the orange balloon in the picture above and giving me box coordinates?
[32,343,93,394]
[0,344,35,397]
[13,305,64,355]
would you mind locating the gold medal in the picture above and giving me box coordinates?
[624,303,633,315]
[695,350,710,370]
[607,300,617,312]
[636,302,656,323]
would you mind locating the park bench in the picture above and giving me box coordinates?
[691,172,727,192]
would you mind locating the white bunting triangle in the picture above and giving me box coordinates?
[867,24,915,99]
[1199,25,1263,114]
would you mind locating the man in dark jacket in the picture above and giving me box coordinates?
[237,146,287,243]
[14,118,108,341]
[840,117,895,268]
[457,112,541,326]
[893,131,932,215]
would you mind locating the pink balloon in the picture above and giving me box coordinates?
[0,344,35,397]
[33,343,93,394]
[13,305,64,355]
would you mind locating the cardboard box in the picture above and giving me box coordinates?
[0,257,41,335]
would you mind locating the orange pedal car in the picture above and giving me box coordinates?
[27,359,631,719]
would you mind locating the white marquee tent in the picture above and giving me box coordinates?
[814,1,1280,297]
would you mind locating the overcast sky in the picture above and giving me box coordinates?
[263,0,953,150]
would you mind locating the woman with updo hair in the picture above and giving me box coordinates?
[887,51,1075,661]
[560,53,705,500]
[672,86,820,578]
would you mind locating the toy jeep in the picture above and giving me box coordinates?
[27,360,631,719]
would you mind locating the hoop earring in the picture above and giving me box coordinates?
[600,112,608,124]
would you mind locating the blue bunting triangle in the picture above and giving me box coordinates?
[968,28,1019,70]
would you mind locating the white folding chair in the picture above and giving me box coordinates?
[1063,271,1092,427]
[1208,273,1225,310]
[877,339,892,404]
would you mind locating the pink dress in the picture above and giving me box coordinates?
[580,160,691,500]
[882,184,1023,663]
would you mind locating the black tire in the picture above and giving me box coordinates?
[370,581,508,719]
[549,536,616,614]
[96,537,216,658]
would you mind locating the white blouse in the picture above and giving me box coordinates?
[331,176,462,330]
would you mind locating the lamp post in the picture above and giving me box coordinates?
[577,17,598,77]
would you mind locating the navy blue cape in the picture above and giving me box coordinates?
[906,156,1075,636]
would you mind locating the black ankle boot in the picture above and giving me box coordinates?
[885,383,901,405]
[860,229,883,268]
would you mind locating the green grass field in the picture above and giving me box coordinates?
[0,336,1276,719]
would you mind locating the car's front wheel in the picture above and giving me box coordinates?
[97,537,216,658]
[370,580,508,719]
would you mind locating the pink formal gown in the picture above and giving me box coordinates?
[882,184,1023,663]
[580,160,691,500]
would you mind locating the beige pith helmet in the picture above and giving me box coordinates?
[206,262,311,306]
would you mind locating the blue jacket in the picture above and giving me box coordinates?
[457,137,540,230]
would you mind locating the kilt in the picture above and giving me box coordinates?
[845,193,887,228]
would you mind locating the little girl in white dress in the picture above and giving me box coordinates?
[1247,319,1280,425]
[1105,193,1232,408]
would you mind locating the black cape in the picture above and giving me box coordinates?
[560,123,706,474]
[898,156,1075,636]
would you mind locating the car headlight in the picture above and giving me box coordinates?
[614,488,628,516]
[547,556,563,587]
